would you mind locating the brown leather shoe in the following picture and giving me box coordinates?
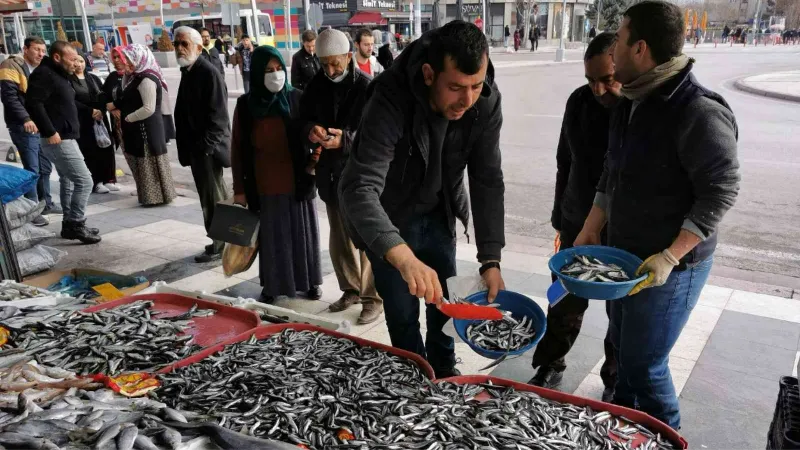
[357,302,384,325]
[329,290,360,312]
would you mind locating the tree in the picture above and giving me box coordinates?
[157,32,174,52]
[105,0,118,29]
[776,0,800,28]
[56,21,68,42]
[586,0,629,31]
[514,0,536,47]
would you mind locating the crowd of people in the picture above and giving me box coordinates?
[505,24,541,52]
[0,0,741,432]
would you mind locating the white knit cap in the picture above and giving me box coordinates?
[316,29,350,58]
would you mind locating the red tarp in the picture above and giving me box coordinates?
[348,11,387,26]
[0,0,30,13]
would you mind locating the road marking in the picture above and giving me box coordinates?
[524,114,563,118]
[717,243,800,262]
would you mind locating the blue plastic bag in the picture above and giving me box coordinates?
[0,165,38,205]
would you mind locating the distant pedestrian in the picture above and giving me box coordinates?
[354,28,383,76]
[694,27,701,46]
[291,30,320,90]
[374,30,394,69]
[88,41,111,74]
[174,27,232,263]
[532,26,541,51]
[0,36,59,220]
[589,26,597,39]
[27,41,101,244]
[232,35,255,93]
[722,24,730,43]
[199,28,224,74]
[514,29,521,52]
[504,25,511,47]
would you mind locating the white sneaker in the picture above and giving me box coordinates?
[94,183,110,194]
[104,183,120,192]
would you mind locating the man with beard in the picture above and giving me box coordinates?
[529,32,620,401]
[353,28,383,77]
[27,41,101,244]
[574,0,740,428]
[199,28,225,74]
[173,26,232,263]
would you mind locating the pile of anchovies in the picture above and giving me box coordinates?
[560,255,632,282]
[466,313,537,352]
[155,329,677,449]
[0,282,52,302]
[3,300,215,375]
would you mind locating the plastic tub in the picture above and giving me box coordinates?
[549,245,647,300]
[82,293,261,347]
[453,290,546,359]
[439,375,687,449]
[158,323,435,380]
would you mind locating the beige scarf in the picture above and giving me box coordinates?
[620,54,693,100]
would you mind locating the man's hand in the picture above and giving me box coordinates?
[554,231,561,254]
[47,133,61,145]
[629,249,680,296]
[233,193,247,206]
[320,128,343,150]
[92,109,103,121]
[573,227,600,247]
[308,125,328,144]
[111,110,121,120]
[23,120,38,134]
[482,267,505,303]
[106,102,116,112]
[386,244,443,305]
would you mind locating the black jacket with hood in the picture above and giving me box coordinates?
[338,29,505,262]
[27,56,80,140]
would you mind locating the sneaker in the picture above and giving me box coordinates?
[329,290,360,312]
[94,183,110,194]
[306,286,323,300]
[31,215,49,227]
[601,386,615,403]
[104,183,120,192]
[195,251,222,263]
[42,204,63,215]
[357,302,384,325]
[528,367,564,390]
[61,222,101,244]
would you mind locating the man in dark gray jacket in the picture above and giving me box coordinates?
[574,1,740,429]
[339,21,505,378]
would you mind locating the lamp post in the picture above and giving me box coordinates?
[555,0,567,61]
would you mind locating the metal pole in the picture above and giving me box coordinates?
[752,0,761,43]
[284,0,293,54]
[160,0,165,35]
[249,1,260,39]
[1,18,6,53]
[110,4,116,30]
[78,0,92,47]
[304,0,311,30]
[596,0,600,31]
[481,0,486,34]
[555,0,566,61]
[12,14,21,52]
[415,0,421,38]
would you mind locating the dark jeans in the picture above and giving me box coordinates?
[242,71,250,94]
[190,154,228,254]
[8,124,54,207]
[531,221,617,388]
[367,211,456,373]
[609,256,713,430]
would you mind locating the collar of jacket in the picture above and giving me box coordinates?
[635,62,695,104]
[40,56,70,78]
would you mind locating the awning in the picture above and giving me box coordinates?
[348,11,388,26]
[0,0,31,13]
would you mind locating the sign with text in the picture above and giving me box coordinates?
[360,0,397,11]
[461,4,482,15]
[313,0,349,11]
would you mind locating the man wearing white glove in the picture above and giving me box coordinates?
[574,1,740,430]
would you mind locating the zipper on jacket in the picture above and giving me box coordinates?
[400,146,412,185]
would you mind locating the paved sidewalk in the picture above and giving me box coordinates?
[735,70,800,102]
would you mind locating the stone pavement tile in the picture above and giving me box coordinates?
[560,334,606,394]
[456,259,480,275]
[88,208,164,228]
[131,260,206,284]
[84,204,118,217]
[671,326,711,362]
[684,304,724,334]
[499,268,536,291]
[669,355,696,396]
[319,250,334,278]
[100,229,188,253]
[168,269,243,293]
[678,398,771,450]
[726,289,800,323]
[136,204,206,226]
[215,280,262,300]
[268,297,330,316]
[697,333,797,381]
[142,240,205,262]
[101,253,171,276]
[489,350,533,382]
[134,219,194,235]
[51,242,129,271]
[680,362,779,418]
[88,191,131,204]
[455,342,495,375]
[514,274,553,300]
[576,299,611,341]
[159,223,213,245]
[708,274,794,299]
[698,284,734,309]
[100,196,150,211]
[572,373,605,401]
[713,310,800,351]
[358,322,392,346]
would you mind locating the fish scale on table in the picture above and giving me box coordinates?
[560,255,632,282]
[154,329,677,449]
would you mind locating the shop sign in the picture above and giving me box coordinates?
[461,4,482,15]
[360,0,398,10]
[313,0,349,11]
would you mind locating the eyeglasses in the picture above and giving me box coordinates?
[173,40,192,49]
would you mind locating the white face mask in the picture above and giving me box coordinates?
[326,67,348,84]
[264,71,285,93]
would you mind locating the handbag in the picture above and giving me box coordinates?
[94,120,112,148]
[222,242,258,277]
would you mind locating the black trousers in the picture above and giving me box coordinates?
[531,219,617,389]
[190,154,228,254]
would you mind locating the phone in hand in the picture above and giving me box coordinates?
[325,134,335,141]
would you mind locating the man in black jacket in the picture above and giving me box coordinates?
[301,29,383,325]
[339,21,505,377]
[0,37,58,220]
[529,32,620,400]
[291,30,321,90]
[27,41,100,244]
[199,28,225,74]
[575,1,739,429]
[174,26,232,263]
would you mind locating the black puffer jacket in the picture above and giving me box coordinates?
[300,58,371,204]
[338,29,505,262]
[291,47,321,90]
[26,56,80,139]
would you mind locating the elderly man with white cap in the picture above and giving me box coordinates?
[300,29,383,324]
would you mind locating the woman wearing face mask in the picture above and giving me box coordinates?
[106,44,176,206]
[70,54,117,194]
[230,46,323,304]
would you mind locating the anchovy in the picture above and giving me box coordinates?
[560,255,632,282]
[466,312,536,353]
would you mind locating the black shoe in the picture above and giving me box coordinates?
[306,286,323,300]
[85,226,100,235]
[433,365,461,379]
[42,204,63,215]
[31,215,49,227]
[528,367,564,390]
[195,251,222,263]
[61,222,101,244]
[601,386,615,403]
[258,294,276,304]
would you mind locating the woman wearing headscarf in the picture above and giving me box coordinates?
[230,46,323,303]
[70,54,117,194]
[101,47,126,153]
[106,43,176,205]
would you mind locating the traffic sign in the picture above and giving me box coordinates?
[308,4,324,30]
[474,16,483,29]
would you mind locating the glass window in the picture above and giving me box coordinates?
[259,15,272,36]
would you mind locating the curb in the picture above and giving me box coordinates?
[734,77,800,103]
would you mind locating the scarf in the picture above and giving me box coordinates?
[119,43,168,92]
[247,46,293,119]
[620,54,692,101]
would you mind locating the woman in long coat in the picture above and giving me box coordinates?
[230,46,323,303]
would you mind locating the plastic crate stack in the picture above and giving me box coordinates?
[769,376,800,449]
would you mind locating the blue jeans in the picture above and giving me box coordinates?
[367,212,457,373]
[39,139,92,223]
[8,124,54,207]
[609,256,713,429]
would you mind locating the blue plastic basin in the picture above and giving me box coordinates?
[549,245,647,301]
[453,290,547,360]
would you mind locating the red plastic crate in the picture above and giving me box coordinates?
[82,293,261,348]
[157,322,435,379]
[439,375,687,449]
